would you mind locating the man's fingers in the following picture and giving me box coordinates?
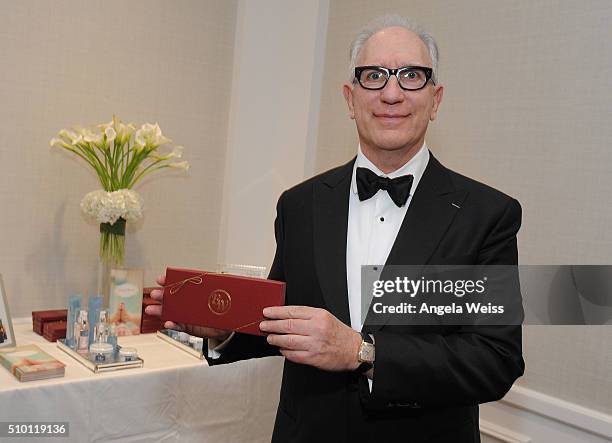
[145,304,162,317]
[185,324,226,338]
[156,274,166,286]
[150,288,164,301]
[263,305,317,320]
[167,321,184,331]
[259,318,311,335]
[267,333,310,351]
[279,349,311,365]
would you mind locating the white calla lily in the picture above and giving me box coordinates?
[59,129,82,145]
[115,120,135,144]
[169,161,190,170]
[105,126,117,143]
[50,138,65,148]
[152,145,184,160]
[170,145,184,158]
[82,128,103,144]
[135,122,172,148]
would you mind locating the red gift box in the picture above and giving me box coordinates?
[32,310,68,335]
[43,320,67,342]
[161,267,285,336]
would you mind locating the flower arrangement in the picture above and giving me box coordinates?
[50,117,188,265]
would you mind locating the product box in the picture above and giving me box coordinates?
[43,320,67,342]
[109,268,144,336]
[32,310,67,336]
[161,267,286,336]
[0,344,65,382]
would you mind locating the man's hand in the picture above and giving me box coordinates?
[145,273,232,341]
[260,306,362,372]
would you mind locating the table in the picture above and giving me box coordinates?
[0,319,283,442]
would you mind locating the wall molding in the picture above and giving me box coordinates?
[479,419,532,443]
[499,385,612,439]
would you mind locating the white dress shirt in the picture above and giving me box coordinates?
[346,143,430,331]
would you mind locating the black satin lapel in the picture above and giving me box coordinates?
[385,188,466,268]
[313,165,353,326]
[387,155,465,267]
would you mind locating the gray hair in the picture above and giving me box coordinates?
[348,14,439,85]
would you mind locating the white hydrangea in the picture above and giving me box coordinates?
[80,189,144,224]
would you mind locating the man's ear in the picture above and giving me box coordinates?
[429,84,444,121]
[343,83,355,119]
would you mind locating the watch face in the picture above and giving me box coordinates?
[359,342,375,363]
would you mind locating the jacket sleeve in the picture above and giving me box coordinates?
[206,194,286,366]
[360,198,525,409]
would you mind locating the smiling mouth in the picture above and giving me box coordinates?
[374,113,410,122]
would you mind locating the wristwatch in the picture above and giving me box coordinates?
[356,332,375,373]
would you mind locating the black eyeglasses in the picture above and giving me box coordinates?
[354,66,435,91]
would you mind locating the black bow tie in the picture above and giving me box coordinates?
[356,167,414,207]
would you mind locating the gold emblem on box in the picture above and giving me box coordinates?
[208,290,231,315]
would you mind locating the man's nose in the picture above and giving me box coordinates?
[380,76,405,104]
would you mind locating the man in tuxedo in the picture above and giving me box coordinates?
[149,14,524,443]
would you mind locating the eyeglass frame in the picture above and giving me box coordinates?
[353,65,435,91]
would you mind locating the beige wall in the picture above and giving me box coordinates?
[0,0,237,317]
[316,0,612,415]
[217,0,329,269]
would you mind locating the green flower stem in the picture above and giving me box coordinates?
[122,142,129,181]
[64,146,99,172]
[75,145,108,190]
[93,144,113,188]
[75,142,111,190]
[123,148,149,188]
[129,165,170,188]
[129,159,165,187]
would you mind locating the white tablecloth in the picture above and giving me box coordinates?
[0,320,283,443]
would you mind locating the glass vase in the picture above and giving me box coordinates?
[98,218,126,306]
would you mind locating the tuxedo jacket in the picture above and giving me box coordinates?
[209,153,524,443]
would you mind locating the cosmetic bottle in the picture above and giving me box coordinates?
[95,310,109,343]
[88,295,103,344]
[72,316,81,351]
[66,294,82,349]
[77,310,89,354]
[107,324,118,354]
